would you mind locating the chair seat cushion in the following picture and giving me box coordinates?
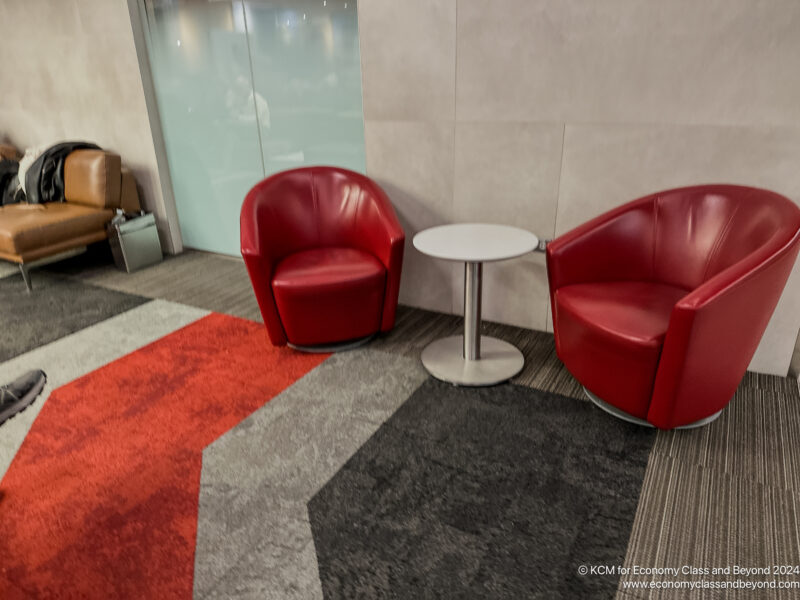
[554,281,688,419]
[0,202,112,256]
[272,247,386,345]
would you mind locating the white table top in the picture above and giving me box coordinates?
[413,223,539,262]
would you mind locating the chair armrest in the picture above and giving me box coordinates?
[546,194,657,292]
[356,183,405,332]
[356,184,405,268]
[648,233,800,428]
[240,192,287,346]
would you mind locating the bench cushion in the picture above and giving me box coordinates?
[0,203,112,257]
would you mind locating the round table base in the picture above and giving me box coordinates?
[421,335,524,386]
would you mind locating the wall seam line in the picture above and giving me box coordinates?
[451,0,459,316]
[552,123,566,240]
[544,124,567,332]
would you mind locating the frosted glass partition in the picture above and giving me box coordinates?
[142,0,366,256]
[245,1,366,174]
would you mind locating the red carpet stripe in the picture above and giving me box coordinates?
[0,313,327,599]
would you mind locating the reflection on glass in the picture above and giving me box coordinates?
[142,0,366,256]
[244,0,366,175]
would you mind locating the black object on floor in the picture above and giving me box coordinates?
[0,369,47,425]
[309,379,655,599]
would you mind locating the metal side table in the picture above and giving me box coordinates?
[413,223,538,386]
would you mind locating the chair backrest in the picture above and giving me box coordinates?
[242,166,388,261]
[652,185,800,290]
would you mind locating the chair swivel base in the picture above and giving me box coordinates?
[288,333,376,354]
[583,387,723,430]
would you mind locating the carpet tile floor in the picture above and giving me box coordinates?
[1,313,326,598]
[309,379,655,599]
[0,271,148,362]
[196,349,426,599]
[0,249,797,599]
[0,300,209,479]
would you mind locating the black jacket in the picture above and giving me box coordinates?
[0,159,21,206]
[25,141,100,204]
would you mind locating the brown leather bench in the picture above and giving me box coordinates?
[0,149,141,290]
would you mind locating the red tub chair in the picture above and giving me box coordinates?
[547,184,800,429]
[241,166,405,350]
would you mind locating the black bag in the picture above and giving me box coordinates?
[25,141,100,204]
[0,159,21,206]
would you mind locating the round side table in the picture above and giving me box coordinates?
[413,223,539,386]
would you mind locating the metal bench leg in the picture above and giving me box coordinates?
[19,264,32,292]
[15,247,87,293]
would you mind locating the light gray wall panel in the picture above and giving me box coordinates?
[364,120,457,312]
[456,0,800,126]
[359,0,800,375]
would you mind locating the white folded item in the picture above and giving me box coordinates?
[17,144,50,196]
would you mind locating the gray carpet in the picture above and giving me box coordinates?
[195,349,428,599]
[308,379,656,599]
[0,272,147,362]
[618,382,800,598]
[372,306,585,399]
[45,246,262,322]
[16,249,800,599]
[46,249,585,399]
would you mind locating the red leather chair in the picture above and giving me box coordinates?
[241,166,405,349]
[547,184,800,429]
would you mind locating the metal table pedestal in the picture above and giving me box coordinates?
[421,262,524,386]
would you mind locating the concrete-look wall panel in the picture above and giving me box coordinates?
[754,261,800,376]
[359,0,456,121]
[359,0,800,375]
[365,120,457,312]
[456,0,800,126]
[450,121,563,329]
[791,331,800,379]
[453,121,562,238]
[556,124,800,235]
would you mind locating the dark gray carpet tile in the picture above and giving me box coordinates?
[0,272,148,362]
[45,247,263,322]
[651,385,800,491]
[194,350,427,599]
[617,454,800,600]
[308,379,656,600]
